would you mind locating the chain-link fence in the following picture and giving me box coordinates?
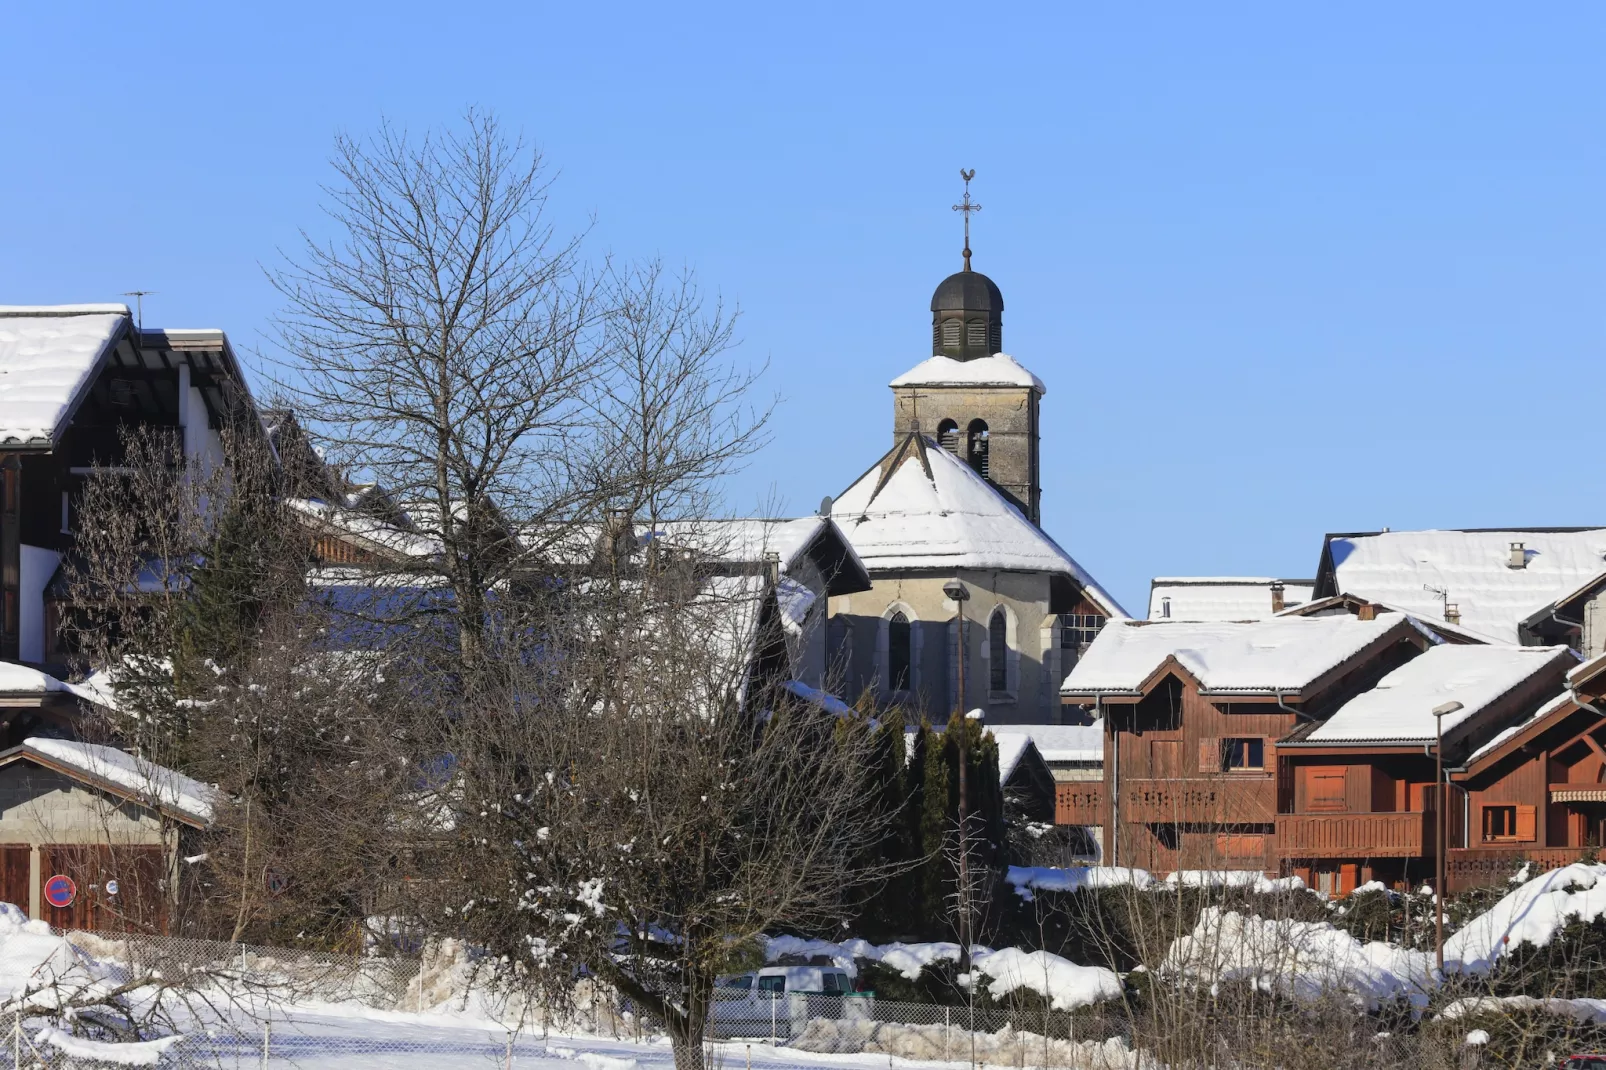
[0,928,1139,1069]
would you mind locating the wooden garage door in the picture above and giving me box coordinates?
[40,845,167,934]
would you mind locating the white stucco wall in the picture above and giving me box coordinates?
[18,544,60,664]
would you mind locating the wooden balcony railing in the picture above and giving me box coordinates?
[1055,783,1104,826]
[1276,811,1432,858]
[1446,848,1590,893]
[1119,778,1276,824]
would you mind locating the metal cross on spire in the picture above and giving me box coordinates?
[952,169,981,271]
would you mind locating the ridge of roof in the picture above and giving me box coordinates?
[0,304,131,317]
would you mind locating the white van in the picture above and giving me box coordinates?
[710,965,864,1038]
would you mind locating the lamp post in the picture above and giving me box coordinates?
[942,578,972,968]
[1433,699,1464,973]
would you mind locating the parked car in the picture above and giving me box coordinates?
[1559,1057,1606,1070]
[709,966,869,1039]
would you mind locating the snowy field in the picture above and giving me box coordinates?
[155,1007,1044,1070]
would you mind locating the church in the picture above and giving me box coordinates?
[824,221,1127,726]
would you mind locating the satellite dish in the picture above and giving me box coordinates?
[818,495,834,516]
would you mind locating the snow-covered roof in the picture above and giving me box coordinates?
[1464,690,1575,766]
[831,435,1127,618]
[651,517,869,588]
[987,731,1042,783]
[1061,613,1411,696]
[1304,644,1576,744]
[1323,529,1606,645]
[14,738,213,824]
[0,305,130,447]
[889,353,1046,395]
[989,725,1103,764]
[1148,577,1315,621]
[286,497,440,561]
[0,662,109,709]
[1276,595,1509,645]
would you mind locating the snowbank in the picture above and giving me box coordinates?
[1444,862,1606,974]
[0,901,123,1008]
[34,1027,183,1066]
[1164,871,1308,894]
[968,948,1123,1010]
[1161,906,1432,1010]
[1007,866,1154,900]
[763,936,976,980]
[789,1018,1147,1069]
[1440,995,1606,1025]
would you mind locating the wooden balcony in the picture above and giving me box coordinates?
[1276,811,1432,859]
[1055,783,1104,826]
[1119,778,1275,824]
[1447,848,1588,893]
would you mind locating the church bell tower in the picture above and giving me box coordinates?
[890,170,1044,524]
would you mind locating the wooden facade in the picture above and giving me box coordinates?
[1064,618,1604,894]
[1443,654,1606,890]
[1081,618,1429,878]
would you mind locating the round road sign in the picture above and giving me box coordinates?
[44,874,76,909]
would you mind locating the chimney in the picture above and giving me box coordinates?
[1445,603,1462,625]
[1270,582,1286,614]
[1357,603,1378,621]
[1509,542,1527,569]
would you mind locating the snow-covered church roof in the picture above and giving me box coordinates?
[889,353,1045,395]
[0,305,131,447]
[830,434,1127,618]
[1318,528,1606,645]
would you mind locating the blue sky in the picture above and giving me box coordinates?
[3,4,1602,615]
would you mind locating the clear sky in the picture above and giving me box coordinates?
[3,4,1602,615]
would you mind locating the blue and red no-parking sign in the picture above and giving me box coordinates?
[43,874,76,909]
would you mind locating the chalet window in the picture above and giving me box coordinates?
[1483,805,1517,842]
[989,608,1008,692]
[1482,804,1536,843]
[887,612,911,693]
[1223,738,1264,771]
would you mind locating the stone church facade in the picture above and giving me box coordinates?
[825,262,1126,725]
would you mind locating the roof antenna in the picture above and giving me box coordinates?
[122,291,157,330]
[953,170,981,272]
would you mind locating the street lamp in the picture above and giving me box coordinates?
[942,578,973,968]
[1433,699,1464,973]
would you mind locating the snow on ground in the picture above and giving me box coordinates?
[764,936,977,980]
[1006,866,1154,899]
[1440,995,1606,1025]
[967,949,1123,1011]
[762,936,1120,1011]
[1444,862,1606,974]
[1161,906,1432,1010]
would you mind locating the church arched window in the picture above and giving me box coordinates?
[967,319,987,348]
[988,607,1008,692]
[967,420,990,479]
[887,611,912,693]
[937,419,960,453]
[941,319,962,348]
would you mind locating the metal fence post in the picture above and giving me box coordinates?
[261,1021,271,1070]
[770,996,776,1047]
[12,1009,20,1069]
[944,1007,950,1063]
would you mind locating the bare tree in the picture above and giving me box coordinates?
[414,545,895,1070]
